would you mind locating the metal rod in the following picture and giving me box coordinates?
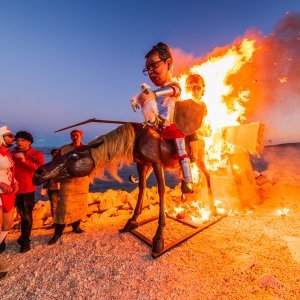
[152,215,226,258]
[55,118,140,133]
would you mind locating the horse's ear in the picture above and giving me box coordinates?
[88,140,104,148]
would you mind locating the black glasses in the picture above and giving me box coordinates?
[3,134,14,138]
[143,60,164,76]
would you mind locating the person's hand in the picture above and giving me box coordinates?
[137,91,156,107]
[41,188,47,198]
[0,182,13,193]
[14,152,26,163]
[12,182,19,194]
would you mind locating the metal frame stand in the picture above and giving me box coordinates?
[126,214,226,258]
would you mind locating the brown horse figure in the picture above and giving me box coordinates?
[33,123,215,253]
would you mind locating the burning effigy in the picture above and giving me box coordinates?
[167,38,264,226]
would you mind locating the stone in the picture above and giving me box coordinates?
[258,274,279,289]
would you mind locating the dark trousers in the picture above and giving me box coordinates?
[15,192,35,243]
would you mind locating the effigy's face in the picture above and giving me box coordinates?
[185,75,206,101]
[145,52,170,87]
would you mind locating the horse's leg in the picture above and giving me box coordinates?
[197,159,217,216]
[152,163,166,253]
[120,163,149,232]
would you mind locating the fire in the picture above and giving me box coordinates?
[279,77,288,83]
[178,38,255,171]
[277,208,290,216]
[173,38,257,224]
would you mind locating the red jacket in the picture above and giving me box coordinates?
[12,147,44,194]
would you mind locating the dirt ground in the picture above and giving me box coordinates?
[1,144,300,299]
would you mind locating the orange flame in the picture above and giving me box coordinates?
[178,38,256,172]
[172,39,256,224]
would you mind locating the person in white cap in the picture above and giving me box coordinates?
[0,125,18,279]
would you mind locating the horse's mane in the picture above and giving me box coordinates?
[88,123,135,181]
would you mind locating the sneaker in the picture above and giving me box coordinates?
[47,234,61,245]
[0,272,7,280]
[20,242,31,253]
[72,227,84,234]
[0,241,6,254]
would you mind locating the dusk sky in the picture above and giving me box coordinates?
[1,1,300,147]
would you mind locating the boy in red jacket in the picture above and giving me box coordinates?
[12,131,44,253]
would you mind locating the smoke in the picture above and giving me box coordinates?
[263,145,300,179]
[172,12,300,143]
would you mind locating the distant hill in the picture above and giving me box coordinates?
[34,146,55,156]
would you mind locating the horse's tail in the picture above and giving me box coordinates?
[88,123,135,181]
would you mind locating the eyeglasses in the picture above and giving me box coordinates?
[3,134,14,138]
[143,60,164,76]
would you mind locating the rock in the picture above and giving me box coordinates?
[258,274,279,289]
[121,203,130,210]
[260,182,273,191]
[261,170,274,181]
[88,192,102,205]
[234,254,255,272]
[114,209,132,216]
[255,176,268,186]
[169,187,182,198]
[90,213,101,221]
[253,171,261,178]
[283,235,300,263]
[118,191,133,204]
[99,190,124,211]
[33,206,49,222]
[88,204,100,214]
[127,196,137,210]
[43,217,53,226]
[100,207,117,218]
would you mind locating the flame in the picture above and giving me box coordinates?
[178,38,255,172]
[173,38,256,224]
[277,208,290,216]
[279,77,288,83]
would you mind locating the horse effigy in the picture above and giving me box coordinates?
[33,122,215,254]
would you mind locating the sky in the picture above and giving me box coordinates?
[0,0,300,147]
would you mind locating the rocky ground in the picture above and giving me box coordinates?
[0,144,299,299]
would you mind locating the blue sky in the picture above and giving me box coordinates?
[0,0,299,146]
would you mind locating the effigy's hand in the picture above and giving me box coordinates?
[137,91,156,108]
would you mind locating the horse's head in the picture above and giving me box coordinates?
[33,145,97,185]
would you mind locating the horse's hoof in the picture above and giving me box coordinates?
[129,174,139,184]
[152,238,164,253]
[119,220,138,233]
